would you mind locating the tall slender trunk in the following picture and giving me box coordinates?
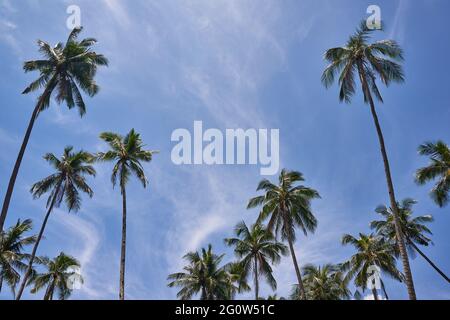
[254,257,259,300]
[0,75,57,232]
[380,279,389,300]
[119,184,127,300]
[408,239,450,283]
[287,236,306,300]
[357,63,416,300]
[44,278,56,300]
[372,287,379,301]
[0,275,3,292]
[16,183,60,300]
[201,287,207,300]
[0,105,40,231]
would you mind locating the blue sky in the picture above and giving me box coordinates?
[0,0,449,300]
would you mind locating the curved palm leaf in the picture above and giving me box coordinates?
[416,141,450,207]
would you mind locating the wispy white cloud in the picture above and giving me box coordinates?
[0,17,21,56]
[0,0,16,13]
[0,0,20,55]
[92,0,307,127]
[50,210,106,299]
[155,166,257,272]
[389,0,408,43]
[101,0,131,28]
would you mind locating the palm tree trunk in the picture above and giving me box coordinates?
[119,184,127,300]
[0,75,57,232]
[44,279,56,300]
[201,287,207,300]
[0,104,40,231]
[367,94,416,300]
[380,279,389,300]
[16,183,60,300]
[254,258,259,300]
[408,239,450,283]
[372,287,379,300]
[0,275,3,292]
[287,236,306,300]
[357,63,416,300]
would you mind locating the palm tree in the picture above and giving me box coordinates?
[341,233,403,300]
[321,22,416,299]
[30,252,82,300]
[15,147,95,300]
[0,219,37,296]
[225,221,287,300]
[168,244,232,300]
[97,129,156,300]
[416,141,450,208]
[247,169,320,300]
[371,198,449,283]
[290,264,351,300]
[0,27,107,231]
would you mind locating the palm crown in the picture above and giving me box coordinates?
[371,199,449,283]
[225,221,287,298]
[0,219,37,294]
[248,170,320,241]
[341,233,402,293]
[168,244,232,300]
[416,141,450,207]
[23,27,108,115]
[97,129,156,190]
[30,252,82,300]
[291,264,351,300]
[321,22,404,103]
[371,198,434,252]
[31,146,96,212]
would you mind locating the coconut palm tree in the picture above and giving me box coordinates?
[168,244,232,300]
[416,141,450,208]
[341,233,403,300]
[290,264,351,300]
[0,219,37,296]
[371,198,449,283]
[15,147,95,300]
[225,221,288,300]
[0,27,107,231]
[97,129,156,300]
[247,169,320,300]
[321,22,416,299]
[30,252,82,300]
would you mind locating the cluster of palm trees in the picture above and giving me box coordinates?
[167,23,449,301]
[167,168,448,300]
[0,27,157,300]
[0,219,82,299]
[0,22,448,300]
